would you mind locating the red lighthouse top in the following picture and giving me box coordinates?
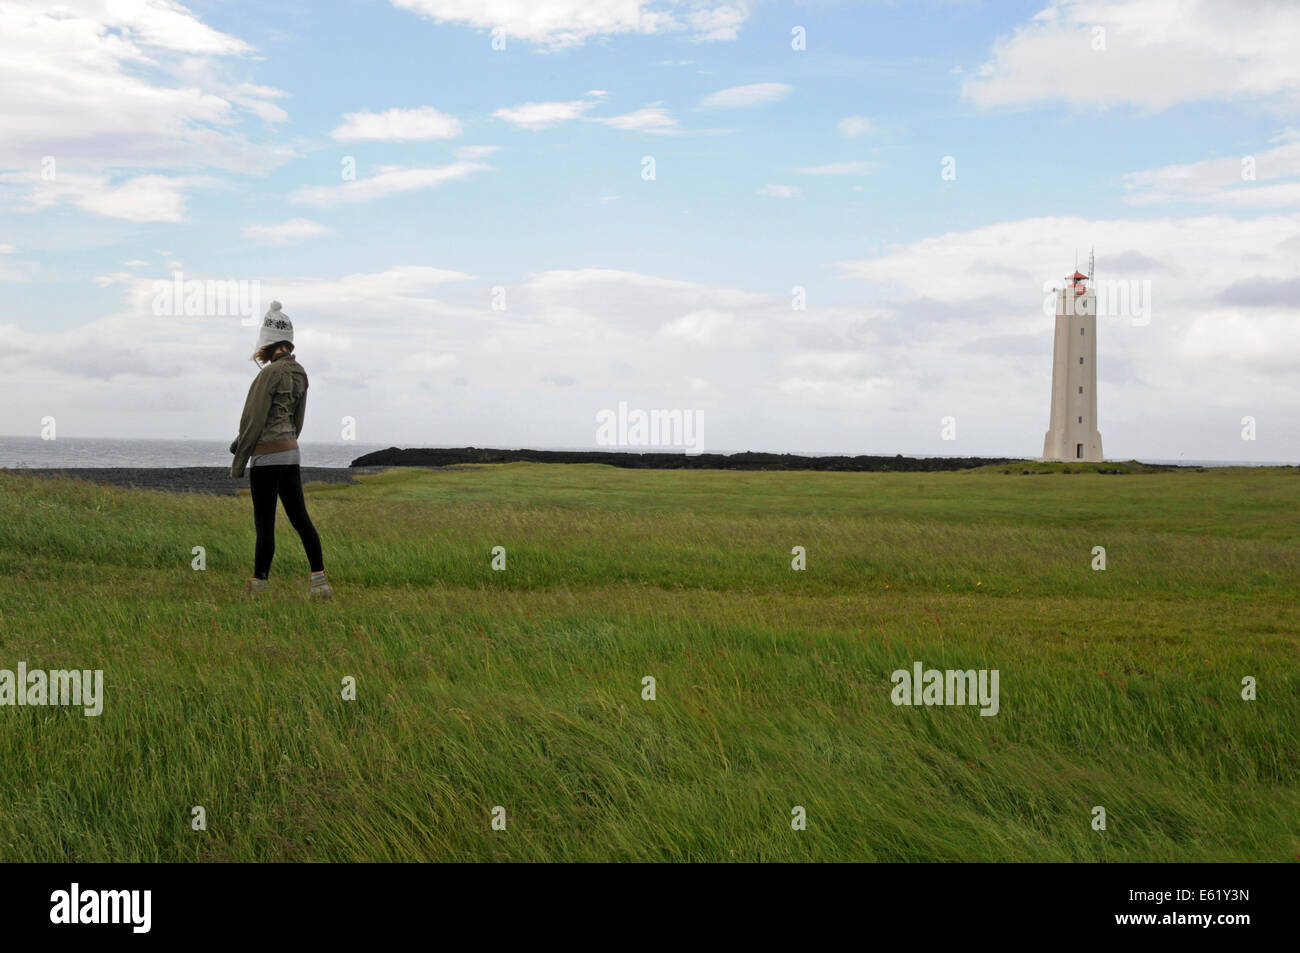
[1068,270,1087,294]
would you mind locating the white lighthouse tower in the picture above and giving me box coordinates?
[1042,254,1103,462]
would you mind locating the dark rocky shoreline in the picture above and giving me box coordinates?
[352,446,1024,472]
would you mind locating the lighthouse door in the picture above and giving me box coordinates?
[1076,443,1083,459]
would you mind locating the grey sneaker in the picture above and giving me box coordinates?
[308,571,333,600]
[244,577,269,596]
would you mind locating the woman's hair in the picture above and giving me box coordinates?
[251,340,294,366]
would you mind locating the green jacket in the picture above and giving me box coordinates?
[230,355,309,478]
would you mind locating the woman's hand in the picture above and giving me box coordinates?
[229,439,238,455]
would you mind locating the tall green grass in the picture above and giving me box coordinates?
[0,463,1295,861]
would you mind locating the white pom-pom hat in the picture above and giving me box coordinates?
[256,301,294,351]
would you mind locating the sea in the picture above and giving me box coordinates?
[0,436,1291,469]
[0,436,391,469]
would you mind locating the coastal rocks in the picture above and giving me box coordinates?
[350,447,1021,472]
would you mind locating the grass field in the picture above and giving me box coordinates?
[0,462,1296,862]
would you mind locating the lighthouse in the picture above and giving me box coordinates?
[1042,259,1103,462]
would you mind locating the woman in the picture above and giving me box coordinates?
[230,301,333,599]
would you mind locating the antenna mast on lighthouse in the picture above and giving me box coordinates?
[1087,246,1094,281]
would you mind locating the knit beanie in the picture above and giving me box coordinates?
[256,301,294,351]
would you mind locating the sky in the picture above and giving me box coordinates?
[1,0,1297,461]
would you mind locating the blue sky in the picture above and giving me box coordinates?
[1,0,1297,461]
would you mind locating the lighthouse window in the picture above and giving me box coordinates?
[1079,357,1084,364]
[1078,416,1083,424]
[1078,386,1083,394]
[1080,327,1085,336]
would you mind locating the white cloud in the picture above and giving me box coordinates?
[660,308,735,344]
[837,115,874,138]
[243,219,332,244]
[0,244,14,254]
[93,0,252,54]
[688,5,749,42]
[788,351,866,373]
[124,259,150,267]
[964,0,1300,110]
[493,99,595,130]
[292,162,489,206]
[0,257,31,282]
[400,351,459,373]
[1,171,217,222]
[0,1,293,174]
[699,82,791,109]
[777,376,890,406]
[595,106,678,133]
[284,265,475,300]
[454,145,501,159]
[389,0,748,48]
[1123,140,1300,207]
[496,97,677,133]
[758,184,801,198]
[835,212,1300,377]
[795,161,878,175]
[225,83,289,123]
[522,268,767,309]
[331,106,462,141]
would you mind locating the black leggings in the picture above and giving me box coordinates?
[250,464,324,579]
